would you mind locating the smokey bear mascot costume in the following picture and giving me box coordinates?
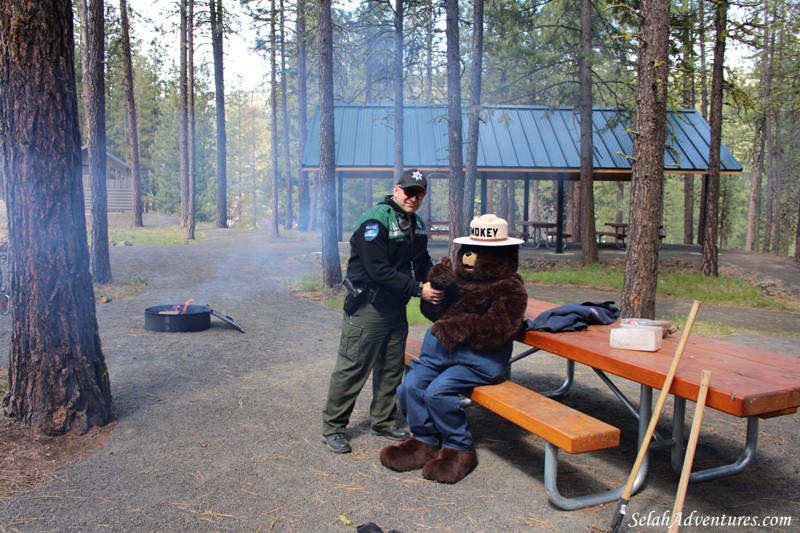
[380,214,529,483]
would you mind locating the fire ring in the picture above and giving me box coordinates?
[144,304,212,333]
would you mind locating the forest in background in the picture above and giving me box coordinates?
[74,0,798,255]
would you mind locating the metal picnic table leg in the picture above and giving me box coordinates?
[531,227,542,248]
[544,385,652,510]
[670,397,759,482]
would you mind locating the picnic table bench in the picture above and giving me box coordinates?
[405,337,622,510]
[597,222,666,249]
[425,221,450,238]
[518,221,555,248]
[405,298,800,510]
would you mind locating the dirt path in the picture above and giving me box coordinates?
[0,223,797,532]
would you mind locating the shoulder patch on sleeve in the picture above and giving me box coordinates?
[364,223,380,242]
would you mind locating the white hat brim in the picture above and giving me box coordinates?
[452,236,525,246]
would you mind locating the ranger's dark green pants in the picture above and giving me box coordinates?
[322,300,408,436]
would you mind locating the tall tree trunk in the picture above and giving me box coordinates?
[271,0,280,237]
[296,0,310,231]
[84,0,112,283]
[615,182,624,223]
[500,181,510,223]
[579,0,597,264]
[425,0,434,101]
[770,119,783,255]
[211,0,228,229]
[620,0,670,319]
[746,117,765,251]
[281,0,293,230]
[568,181,580,241]
[699,0,708,120]
[701,0,727,276]
[696,0,708,245]
[0,0,115,435]
[186,0,196,240]
[393,0,404,182]
[463,0,484,232]
[179,0,189,229]
[761,0,776,254]
[680,2,696,245]
[445,0,464,261]
[120,0,144,227]
[318,0,342,288]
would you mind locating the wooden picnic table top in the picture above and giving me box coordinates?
[604,222,628,231]
[519,221,556,228]
[518,298,800,419]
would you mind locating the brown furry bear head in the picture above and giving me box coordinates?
[455,244,520,282]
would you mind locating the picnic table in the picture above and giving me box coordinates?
[514,298,800,508]
[407,298,800,510]
[518,221,556,249]
[596,222,666,249]
[425,220,450,239]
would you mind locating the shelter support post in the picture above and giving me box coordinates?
[480,174,488,216]
[556,175,565,254]
[337,172,344,241]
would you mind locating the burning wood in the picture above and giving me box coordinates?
[157,298,194,315]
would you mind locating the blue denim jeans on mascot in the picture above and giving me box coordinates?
[398,326,512,451]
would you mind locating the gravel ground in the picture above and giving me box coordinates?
[0,219,798,532]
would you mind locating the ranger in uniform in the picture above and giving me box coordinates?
[322,169,445,453]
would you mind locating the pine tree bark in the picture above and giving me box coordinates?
[271,0,280,238]
[620,0,670,319]
[280,0,293,230]
[0,0,115,435]
[761,0,776,254]
[701,0,727,276]
[186,0,196,240]
[393,0,404,183]
[120,0,144,227]
[746,117,765,251]
[680,6,696,245]
[85,0,112,283]
[179,0,189,228]
[445,0,464,261]
[210,0,228,228]
[463,0,484,231]
[296,0,311,231]
[579,0,598,264]
[318,0,343,288]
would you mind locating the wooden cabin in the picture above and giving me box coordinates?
[81,146,133,213]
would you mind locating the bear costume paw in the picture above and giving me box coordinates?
[421,447,478,483]
[380,438,441,472]
[427,257,456,289]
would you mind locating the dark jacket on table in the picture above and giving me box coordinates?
[525,301,620,332]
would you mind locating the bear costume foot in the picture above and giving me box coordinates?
[422,447,478,483]
[380,438,441,472]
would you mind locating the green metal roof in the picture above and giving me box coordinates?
[301,104,743,178]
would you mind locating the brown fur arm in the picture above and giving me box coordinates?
[431,275,528,352]
[420,258,458,322]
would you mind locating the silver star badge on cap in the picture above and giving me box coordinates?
[412,170,423,181]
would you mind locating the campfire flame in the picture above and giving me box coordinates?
[158,297,195,315]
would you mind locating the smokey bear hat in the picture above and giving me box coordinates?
[453,214,525,246]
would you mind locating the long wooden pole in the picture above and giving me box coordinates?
[603,300,702,533]
[668,370,713,533]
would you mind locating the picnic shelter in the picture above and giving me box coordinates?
[301,104,743,251]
